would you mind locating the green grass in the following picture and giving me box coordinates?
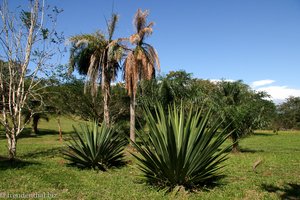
[0,118,300,199]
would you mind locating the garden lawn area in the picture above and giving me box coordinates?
[0,118,300,200]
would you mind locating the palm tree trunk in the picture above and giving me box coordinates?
[130,92,136,142]
[32,115,39,134]
[103,81,110,126]
[102,59,110,126]
[57,116,62,142]
[231,135,240,153]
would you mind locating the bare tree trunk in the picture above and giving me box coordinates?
[130,92,136,142]
[7,132,17,160]
[57,117,62,142]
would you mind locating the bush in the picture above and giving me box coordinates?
[63,122,127,171]
[131,104,231,190]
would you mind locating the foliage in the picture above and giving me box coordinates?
[50,78,103,121]
[276,96,300,130]
[131,103,231,190]
[164,70,194,102]
[63,122,127,171]
[44,73,131,126]
[137,71,218,111]
[215,80,275,152]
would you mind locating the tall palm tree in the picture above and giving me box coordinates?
[123,9,160,142]
[69,14,124,125]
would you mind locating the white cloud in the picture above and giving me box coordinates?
[209,79,235,84]
[255,85,300,102]
[207,79,300,103]
[251,80,300,103]
[252,79,275,88]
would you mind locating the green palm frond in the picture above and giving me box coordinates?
[68,33,106,76]
[131,103,231,190]
[107,14,119,41]
[69,32,105,47]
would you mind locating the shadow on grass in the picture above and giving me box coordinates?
[18,128,73,138]
[261,183,300,200]
[240,148,264,153]
[0,133,5,139]
[254,132,275,137]
[223,148,264,154]
[21,147,63,159]
[0,156,40,170]
[0,128,74,140]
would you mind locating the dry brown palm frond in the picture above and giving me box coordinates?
[129,34,140,44]
[136,49,144,61]
[143,43,160,70]
[147,22,154,28]
[134,9,149,33]
[85,53,101,97]
[141,53,149,78]
[124,52,138,96]
[147,63,154,80]
[153,48,160,70]
[139,27,153,38]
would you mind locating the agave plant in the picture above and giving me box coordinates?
[63,122,127,171]
[131,103,231,190]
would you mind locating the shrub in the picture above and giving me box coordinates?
[63,122,127,171]
[131,104,231,190]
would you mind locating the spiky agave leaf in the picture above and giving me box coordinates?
[131,103,231,190]
[63,122,127,171]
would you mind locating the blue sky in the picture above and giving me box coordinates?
[9,0,300,102]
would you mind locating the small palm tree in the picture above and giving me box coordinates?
[123,9,160,142]
[69,14,124,125]
[218,80,244,152]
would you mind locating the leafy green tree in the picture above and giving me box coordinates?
[216,80,274,152]
[164,70,193,102]
[277,97,300,129]
[123,9,160,142]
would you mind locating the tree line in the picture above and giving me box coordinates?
[37,70,299,152]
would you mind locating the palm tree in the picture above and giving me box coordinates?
[69,14,124,125]
[218,80,245,153]
[123,9,160,142]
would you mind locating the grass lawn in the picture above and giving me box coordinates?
[0,118,300,199]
